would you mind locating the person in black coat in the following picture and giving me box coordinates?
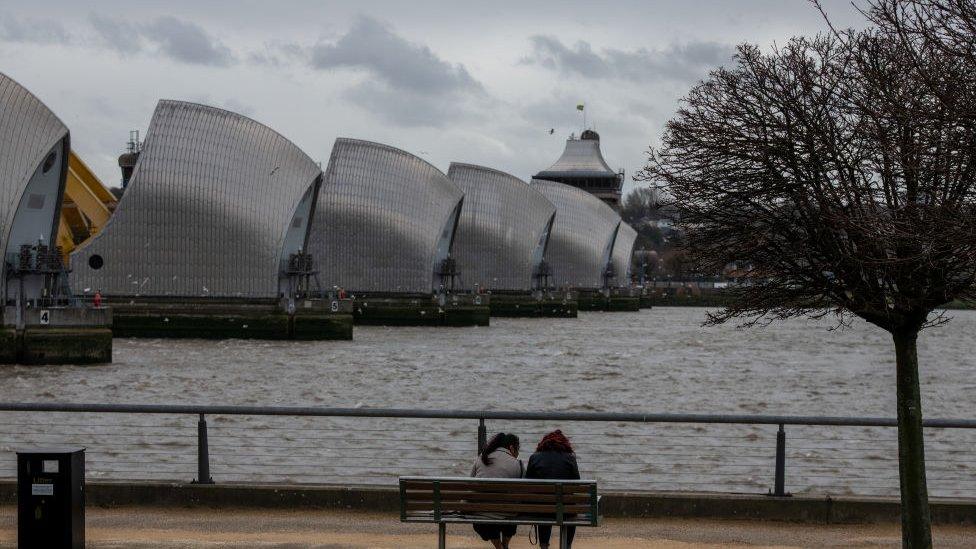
[525,430,580,549]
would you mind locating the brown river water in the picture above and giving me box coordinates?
[1,307,974,497]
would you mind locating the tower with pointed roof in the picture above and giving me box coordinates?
[533,129,623,210]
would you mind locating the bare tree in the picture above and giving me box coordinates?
[639,15,976,547]
[868,0,976,64]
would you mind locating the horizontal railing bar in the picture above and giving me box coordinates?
[2,402,975,428]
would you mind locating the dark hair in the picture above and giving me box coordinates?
[480,432,521,465]
[536,430,574,453]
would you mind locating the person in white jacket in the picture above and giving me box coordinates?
[470,433,522,549]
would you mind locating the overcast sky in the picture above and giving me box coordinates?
[0,1,867,195]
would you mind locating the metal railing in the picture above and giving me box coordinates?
[1,402,974,498]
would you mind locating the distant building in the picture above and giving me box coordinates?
[533,129,624,210]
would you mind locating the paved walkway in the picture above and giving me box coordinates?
[2,506,976,548]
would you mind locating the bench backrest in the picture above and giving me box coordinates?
[399,477,599,526]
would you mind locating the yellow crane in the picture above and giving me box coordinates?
[57,152,118,263]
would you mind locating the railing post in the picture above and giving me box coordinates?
[770,423,788,497]
[193,413,214,484]
[477,418,487,454]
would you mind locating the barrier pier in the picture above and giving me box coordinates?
[350,293,490,327]
[108,297,353,340]
[487,291,577,318]
[1,305,112,364]
[576,288,640,312]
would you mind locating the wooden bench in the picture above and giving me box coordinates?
[399,476,600,549]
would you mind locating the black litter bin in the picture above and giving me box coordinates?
[17,448,85,549]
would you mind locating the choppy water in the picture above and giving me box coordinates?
[1,307,974,497]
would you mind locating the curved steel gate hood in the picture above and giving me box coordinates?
[449,163,556,292]
[309,138,464,294]
[70,100,322,299]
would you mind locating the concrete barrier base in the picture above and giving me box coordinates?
[0,326,113,365]
[577,291,641,312]
[2,306,113,364]
[1,481,972,525]
[13,327,113,364]
[488,293,578,318]
[107,299,353,340]
[351,295,490,327]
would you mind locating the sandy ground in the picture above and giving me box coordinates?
[2,506,975,548]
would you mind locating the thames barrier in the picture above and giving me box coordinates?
[0,71,642,363]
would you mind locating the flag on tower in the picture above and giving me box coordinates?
[576,103,585,111]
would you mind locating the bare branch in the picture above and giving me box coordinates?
[640,10,976,334]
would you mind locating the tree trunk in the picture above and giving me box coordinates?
[892,328,932,548]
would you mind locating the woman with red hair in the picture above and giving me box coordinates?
[525,430,580,548]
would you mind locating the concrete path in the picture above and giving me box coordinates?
[2,506,975,548]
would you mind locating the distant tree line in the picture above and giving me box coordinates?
[622,187,720,281]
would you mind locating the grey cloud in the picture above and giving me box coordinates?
[309,16,481,94]
[306,15,492,128]
[89,14,140,54]
[342,80,488,128]
[0,15,71,45]
[83,95,125,118]
[525,37,610,78]
[88,14,235,66]
[523,36,734,83]
[143,17,235,66]
[248,41,305,67]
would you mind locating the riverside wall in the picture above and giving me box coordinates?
[1,481,972,525]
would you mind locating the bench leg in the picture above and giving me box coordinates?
[438,523,446,549]
[559,525,568,549]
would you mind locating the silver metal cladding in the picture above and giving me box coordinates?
[611,222,638,287]
[448,163,556,292]
[69,100,322,298]
[532,179,622,290]
[310,139,464,294]
[0,72,70,302]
